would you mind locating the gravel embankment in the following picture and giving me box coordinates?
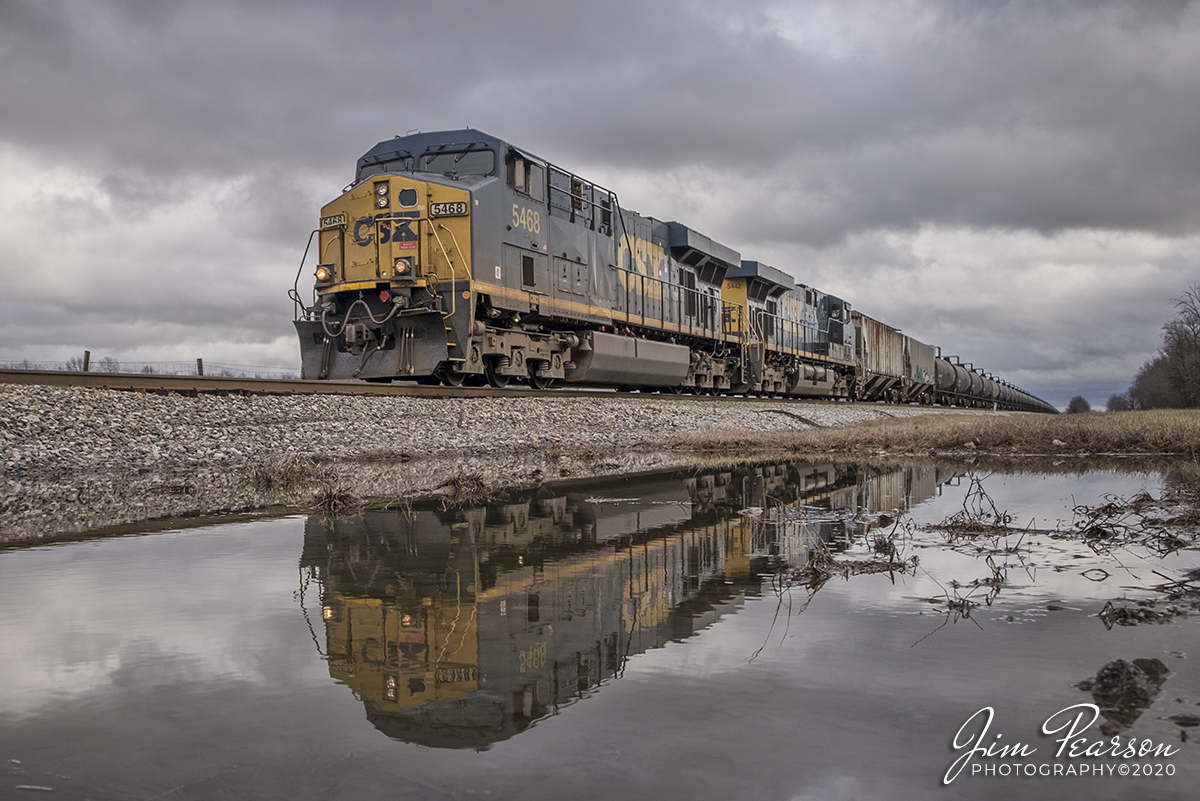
[1,383,989,542]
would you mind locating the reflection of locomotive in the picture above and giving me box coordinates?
[299,461,956,749]
[292,129,1054,412]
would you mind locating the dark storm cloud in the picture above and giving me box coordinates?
[4,0,1199,239]
[2,1,1200,201]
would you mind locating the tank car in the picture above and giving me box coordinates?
[291,128,1054,411]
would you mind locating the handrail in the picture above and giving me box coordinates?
[361,213,461,320]
[546,163,615,233]
[749,308,833,356]
[290,228,320,319]
[614,267,744,341]
[428,221,460,319]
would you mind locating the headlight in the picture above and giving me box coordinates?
[374,182,389,209]
[394,257,412,275]
[315,265,332,282]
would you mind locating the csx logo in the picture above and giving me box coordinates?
[353,212,419,247]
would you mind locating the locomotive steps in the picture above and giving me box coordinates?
[3,381,1197,544]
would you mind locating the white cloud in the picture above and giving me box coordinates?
[0,146,325,367]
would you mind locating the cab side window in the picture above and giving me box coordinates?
[507,154,545,203]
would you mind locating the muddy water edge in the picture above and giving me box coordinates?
[1,457,1198,801]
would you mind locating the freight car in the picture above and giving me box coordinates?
[292,128,1054,412]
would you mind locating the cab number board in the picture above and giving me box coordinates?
[430,201,468,217]
[320,213,346,229]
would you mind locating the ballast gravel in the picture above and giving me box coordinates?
[0,383,995,542]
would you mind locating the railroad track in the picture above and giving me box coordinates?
[0,368,848,404]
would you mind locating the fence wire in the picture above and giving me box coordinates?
[0,359,299,380]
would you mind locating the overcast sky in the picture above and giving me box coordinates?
[2,0,1198,408]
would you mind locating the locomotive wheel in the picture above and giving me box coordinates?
[439,368,466,387]
[528,364,554,390]
[485,360,511,388]
[667,384,684,395]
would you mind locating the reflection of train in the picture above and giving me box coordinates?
[299,461,956,748]
[292,129,1055,412]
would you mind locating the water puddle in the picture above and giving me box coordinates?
[1,461,1197,799]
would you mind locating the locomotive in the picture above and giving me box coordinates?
[292,129,1054,412]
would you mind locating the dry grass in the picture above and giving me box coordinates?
[669,409,1200,457]
[790,530,918,589]
[1070,483,1200,556]
[435,471,497,508]
[309,484,363,512]
[932,474,1017,538]
[247,455,333,491]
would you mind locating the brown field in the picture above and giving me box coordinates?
[667,408,1200,459]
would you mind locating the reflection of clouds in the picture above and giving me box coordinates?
[0,520,307,717]
[0,631,124,716]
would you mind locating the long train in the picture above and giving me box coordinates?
[292,129,1055,413]
[302,461,952,748]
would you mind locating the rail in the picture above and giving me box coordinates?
[0,368,860,403]
[0,368,1052,411]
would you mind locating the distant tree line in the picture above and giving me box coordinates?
[1109,284,1200,411]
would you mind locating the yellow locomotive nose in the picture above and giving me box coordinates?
[311,175,471,291]
[295,167,475,382]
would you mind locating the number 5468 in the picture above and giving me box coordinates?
[512,204,541,234]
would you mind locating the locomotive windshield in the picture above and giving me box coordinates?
[358,156,413,181]
[418,149,495,178]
